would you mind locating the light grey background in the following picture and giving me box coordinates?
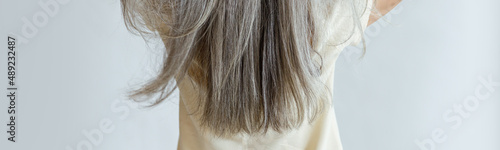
[0,0,498,150]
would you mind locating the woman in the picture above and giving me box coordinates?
[121,0,401,149]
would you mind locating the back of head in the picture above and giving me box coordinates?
[121,0,335,138]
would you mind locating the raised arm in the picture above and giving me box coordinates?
[368,0,402,26]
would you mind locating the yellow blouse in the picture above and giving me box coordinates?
[176,0,373,149]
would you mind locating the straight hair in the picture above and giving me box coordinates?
[121,0,367,137]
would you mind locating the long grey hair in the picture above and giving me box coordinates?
[121,0,368,137]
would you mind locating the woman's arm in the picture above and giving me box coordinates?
[368,0,402,26]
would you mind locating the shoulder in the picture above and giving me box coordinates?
[310,0,375,48]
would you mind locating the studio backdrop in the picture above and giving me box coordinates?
[0,0,499,150]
